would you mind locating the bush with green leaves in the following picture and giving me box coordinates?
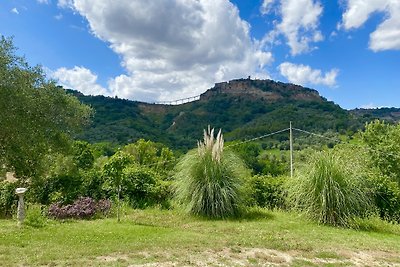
[81,168,106,200]
[368,175,400,222]
[0,181,18,218]
[122,139,176,176]
[175,127,249,218]
[24,204,47,228]
[72,141,95,170]
[41,155,83,204]
[123,166,159,208]
[246,175,286,210]
[362,120,400,184]
[287,151,372,227]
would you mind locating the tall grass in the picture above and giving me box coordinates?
[287,151,372,227]
[174,127,248,218]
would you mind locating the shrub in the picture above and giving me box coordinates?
[246,175,286,210]
[0,181,18,218]
[368,175,400,222]
[31,155,83,205]
[287,151,372,227]
[123,166,159,208]
[175,127,249,219]
[81,168,106,200]
[362,120,400,183]
[48,197,111,220]
[25,204,47,228]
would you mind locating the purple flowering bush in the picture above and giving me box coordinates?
[48,197,111,220]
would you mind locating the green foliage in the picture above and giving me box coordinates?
[123,139,176,174]
[232,143,289,176]
[123,166,160,208]
[102,151,133,221]
[287,151,372,227]
[123,139,157,165]
[246,175,286,210]
[70,79,368,151]
[0,181,17,218]
[232,143,263,174]
[0,36,92,178]
[72,141,94,170]
[260,154,288,176]
[24,204,47,228]
[368,175,400,223]
[362,120,400,184]
[175,128,249,218]
[102,151,133,191]
[91,142,116,158]
[47,155,82,204]
[81,168,106,200]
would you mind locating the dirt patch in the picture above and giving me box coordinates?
[96,253,130,263]
[94,248,400,266]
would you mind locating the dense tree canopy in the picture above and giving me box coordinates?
[0,36,92,177]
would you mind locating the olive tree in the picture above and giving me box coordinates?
[0,36,92,178]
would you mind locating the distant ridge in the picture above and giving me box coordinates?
[67,78,396,150]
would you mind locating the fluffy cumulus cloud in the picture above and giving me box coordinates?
[278,62,338,87]
[51,66,109,96]
[341,0,400,51]
[262,0,324,55]
[56,0,272,102]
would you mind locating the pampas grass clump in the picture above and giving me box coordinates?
[287,151,372,227]
[175,127,247,219]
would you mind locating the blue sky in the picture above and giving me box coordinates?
[1,0,399,109]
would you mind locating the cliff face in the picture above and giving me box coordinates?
[200,79,323,102]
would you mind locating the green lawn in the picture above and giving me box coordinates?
[1,209,399,266]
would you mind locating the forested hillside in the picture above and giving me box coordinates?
[69,78,391,150]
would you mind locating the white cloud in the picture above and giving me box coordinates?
[278,62,339,87]
[57,0,272,102]
[57,0,73,8]
[37,0,50,4]
[51,66,110,96]
[359,103,378,109]
[341,0,400,51]
[54,13,63,20]
[11,8,19,14]
[260,0,277,15]
[262,0,324,55]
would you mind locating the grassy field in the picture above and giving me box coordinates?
[1,208,400,266]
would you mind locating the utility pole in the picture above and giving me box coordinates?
[290,121,293,179]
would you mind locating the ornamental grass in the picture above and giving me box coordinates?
[175,126,248,219]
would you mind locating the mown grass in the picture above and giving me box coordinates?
[0,208,399,266]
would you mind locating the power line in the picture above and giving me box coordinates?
[140,128,290,167]
[292,127,341,143]
[226,128,290,148]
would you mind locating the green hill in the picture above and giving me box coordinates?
[350,107,400,123]
[68,78,374,150]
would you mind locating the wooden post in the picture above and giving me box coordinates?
[290,121,293,179]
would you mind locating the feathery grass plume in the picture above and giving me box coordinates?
[286,151,372,227]
[175,126,248,219]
